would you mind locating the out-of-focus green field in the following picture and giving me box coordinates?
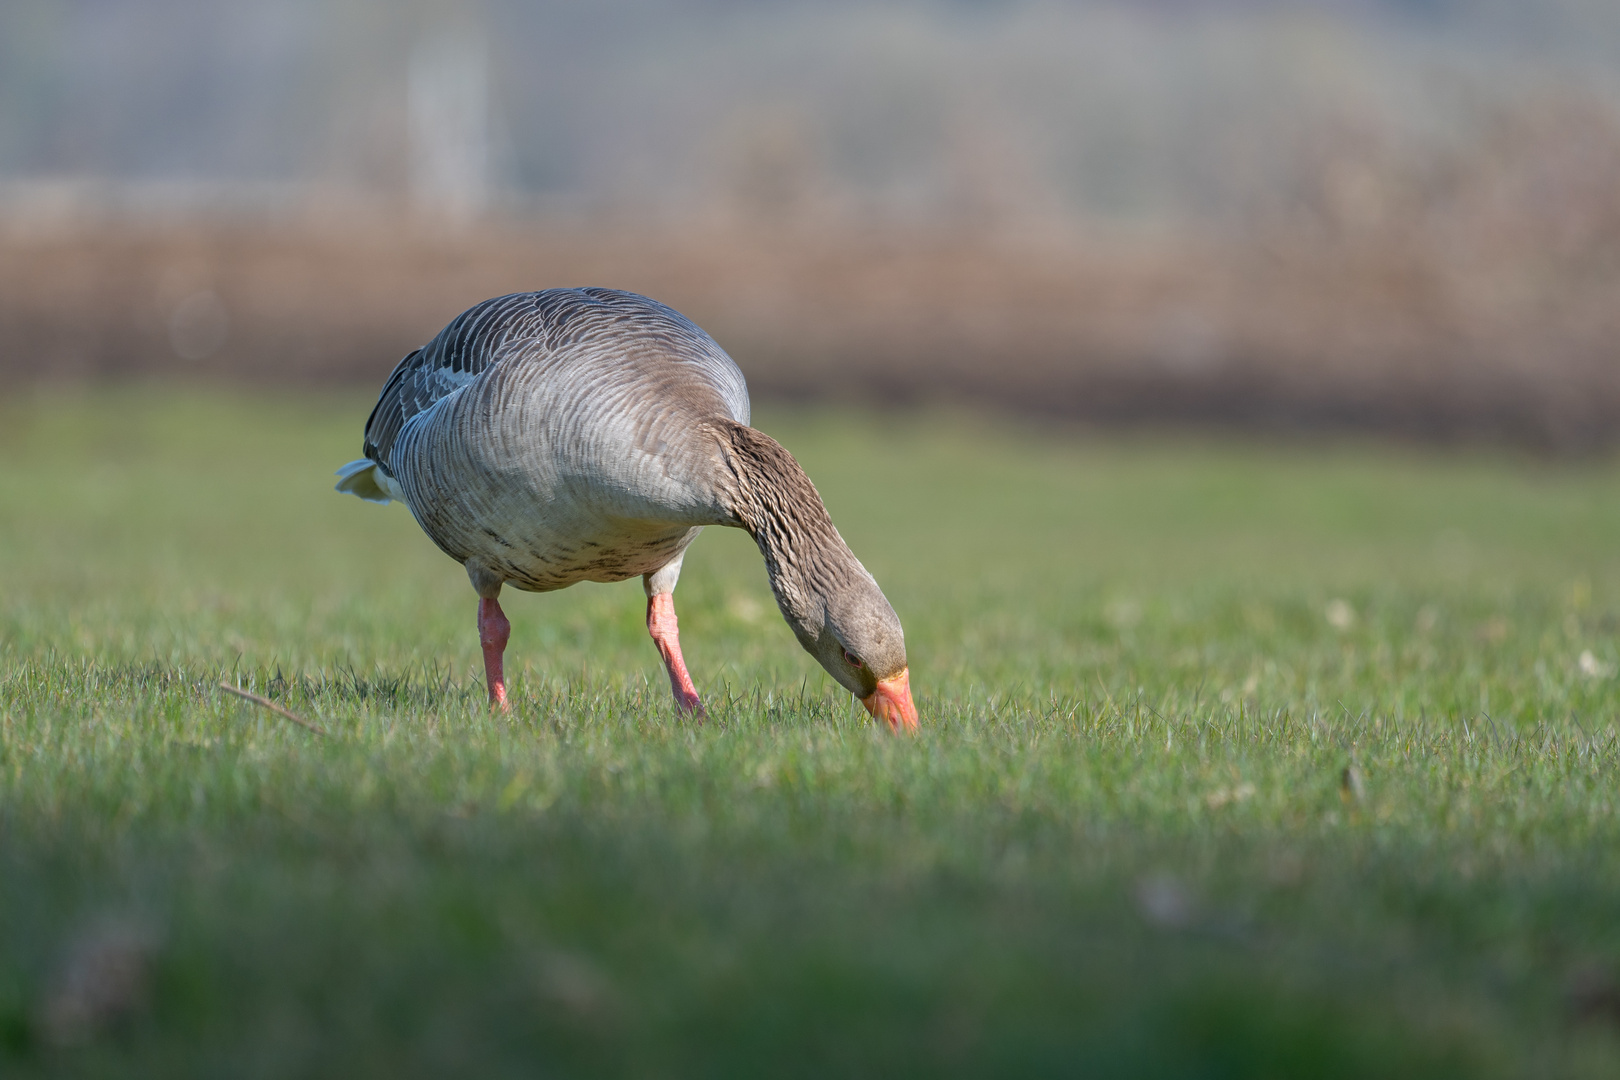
[3,388,1620,1077]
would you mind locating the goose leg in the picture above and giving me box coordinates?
[646,592,704,716]
[478,597,511,712]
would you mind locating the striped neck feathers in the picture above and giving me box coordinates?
[713,420,907,692]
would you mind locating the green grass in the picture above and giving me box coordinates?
[3,386,1620,1077]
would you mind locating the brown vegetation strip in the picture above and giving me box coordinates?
[7,130,1620,453]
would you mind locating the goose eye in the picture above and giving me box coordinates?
[843,649,863,668]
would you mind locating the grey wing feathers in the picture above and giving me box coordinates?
[362,293,539,471]
[360,288,750,472]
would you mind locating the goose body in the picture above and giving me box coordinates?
[337,288,918,730]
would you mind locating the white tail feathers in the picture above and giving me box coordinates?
[334,459,402,504]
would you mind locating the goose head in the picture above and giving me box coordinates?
[808,570,917,732]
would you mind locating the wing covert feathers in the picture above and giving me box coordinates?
[357,289,748,474]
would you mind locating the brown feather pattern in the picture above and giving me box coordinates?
[712,420,907,686]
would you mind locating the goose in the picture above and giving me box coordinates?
[335,288,918,731]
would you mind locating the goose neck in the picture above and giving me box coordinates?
[717,422,854,619]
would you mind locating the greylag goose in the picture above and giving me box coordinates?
[335,288,918,731]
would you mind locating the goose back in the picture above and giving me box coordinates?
[366,288,751,592]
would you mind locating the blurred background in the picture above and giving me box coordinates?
[4,0,1619,449]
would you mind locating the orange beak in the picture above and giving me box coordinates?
[861,668,919,733]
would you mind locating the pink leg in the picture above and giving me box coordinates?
[646,592,704,717]
[478,597,511,712]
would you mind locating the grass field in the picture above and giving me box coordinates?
[3,388,1620,1077]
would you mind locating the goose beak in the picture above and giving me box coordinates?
[861,668,919,733]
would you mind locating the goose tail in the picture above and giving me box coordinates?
[334,459,401,504]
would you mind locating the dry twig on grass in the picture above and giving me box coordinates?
[218,682,328,737]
